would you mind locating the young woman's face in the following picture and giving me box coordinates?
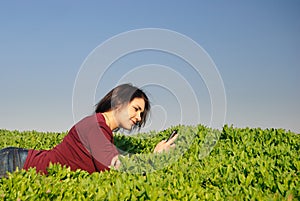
[116,97,145,130]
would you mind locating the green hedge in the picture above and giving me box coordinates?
[0,125,299,200]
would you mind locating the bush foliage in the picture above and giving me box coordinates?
[0,125,299,200]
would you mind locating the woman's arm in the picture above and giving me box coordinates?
[109,133,178,170]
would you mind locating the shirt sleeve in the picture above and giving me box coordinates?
[85,124,119,171]
[74,114,119,172]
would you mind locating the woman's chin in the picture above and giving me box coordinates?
[123,125,133,131]
[120,122,136,131]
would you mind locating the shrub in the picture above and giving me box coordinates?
[0,125,299,200]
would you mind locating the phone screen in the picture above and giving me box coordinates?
[166,130,178,142]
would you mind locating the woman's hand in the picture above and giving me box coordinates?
[153,134,178,153]
[110,155,121,170]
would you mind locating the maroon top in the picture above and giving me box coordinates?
[23,113,119,174]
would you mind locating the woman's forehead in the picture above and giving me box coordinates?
[130,98,145,109]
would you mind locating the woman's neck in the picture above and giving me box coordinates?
[102,111,118,131]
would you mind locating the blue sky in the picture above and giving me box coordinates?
[0,1,299,133]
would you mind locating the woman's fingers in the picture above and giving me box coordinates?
[166,134,178,145]
[153,134,179,153]
[110,155,121,169]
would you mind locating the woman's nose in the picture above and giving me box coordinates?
[136,112,141,121]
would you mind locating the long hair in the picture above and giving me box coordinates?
[95,83,150,128]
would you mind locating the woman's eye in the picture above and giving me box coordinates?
[133,107,138,111]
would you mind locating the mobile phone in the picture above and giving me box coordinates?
[166,130,178,142]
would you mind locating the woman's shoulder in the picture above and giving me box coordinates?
[95,113,112,133]
[78,113,111,132]
[95,112,105,123]
[74,113,104,125]
[69,113,112,140]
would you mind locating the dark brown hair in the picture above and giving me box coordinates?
[95,83,150,128]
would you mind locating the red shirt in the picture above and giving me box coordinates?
[23,113,119,174]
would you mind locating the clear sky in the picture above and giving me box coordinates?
[0,1,299,134]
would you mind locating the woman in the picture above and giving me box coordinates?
[0,83,178,178]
